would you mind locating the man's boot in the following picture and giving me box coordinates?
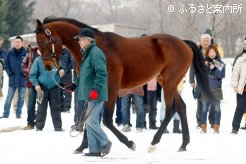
[200,124,207,134]
[173,120,182,134]
[73,129,88,154]
[213,124,220,134]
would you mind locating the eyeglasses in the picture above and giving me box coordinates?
[79,37,89,40]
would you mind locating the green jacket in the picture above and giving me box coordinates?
[77,42,108,101]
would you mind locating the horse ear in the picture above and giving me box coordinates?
[36,19,44,33]
[36,19,43,27]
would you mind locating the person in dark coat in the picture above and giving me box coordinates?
[59,45,73,112]
[189,29,216,128]
[0,36,26,119]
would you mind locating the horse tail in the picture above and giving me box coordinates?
[183,40,215,102]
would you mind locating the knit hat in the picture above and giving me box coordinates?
[201,28,213,40]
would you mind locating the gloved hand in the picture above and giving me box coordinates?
[64,83,77,93]
[26,81,32,88]
[89,90,98,100]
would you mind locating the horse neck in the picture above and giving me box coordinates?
[50,23,82,71]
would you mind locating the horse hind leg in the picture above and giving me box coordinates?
[176,95,190,151]
[148,100,175,153]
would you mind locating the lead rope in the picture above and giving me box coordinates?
[70,101,97,137]
[51,67,65,90]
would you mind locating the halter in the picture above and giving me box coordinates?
[44,28,57,60]
[43,28,64,89]
[42,28,62,69]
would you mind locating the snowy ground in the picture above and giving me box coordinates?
[0,58,245,164]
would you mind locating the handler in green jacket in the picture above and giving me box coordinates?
[66,28,112,157]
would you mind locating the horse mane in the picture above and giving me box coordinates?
[42,17,126,48]
[42,16,99,31]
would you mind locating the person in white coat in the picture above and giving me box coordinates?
[231,38,246,134]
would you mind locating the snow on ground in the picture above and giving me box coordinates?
[0,58,245,164]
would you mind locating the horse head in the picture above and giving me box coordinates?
[35,19,63,71]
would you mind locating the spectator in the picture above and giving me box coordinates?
[71,56,85,128]
[22,47,39,130]
[0,36,6,97]
[119,86,145,133]
[0,36,26,119]
[143,77,161,130]
[160,78,185,134]
[59,45,73,113]
[12,39,30,112]
[200,45,225,134]
[189,28,216,128]
[115,96,123,126]
[29,54,65,131]
[231,38,246,134]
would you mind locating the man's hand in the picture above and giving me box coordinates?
[64,83,77,93]
[233,87,238,93]
[89,90,98,100]
[59,69,65,77]
[35,85,42,94]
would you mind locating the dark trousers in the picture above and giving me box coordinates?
[35,86,62,129]
[196,99,215,126]
[147,91,158,127]
[59,72,72,111]
[232,92,246,131]
[27,86,37,126]
[115,96,123,125]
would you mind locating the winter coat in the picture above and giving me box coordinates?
[205,57,225,89]
[29,56,60,89]
[200,57,225,101]
[231,53,246,94]
[232,50,245,68]
[60,48,73,73]
[77,41,108,101]
[21,47,39,83]
[0,47,6,59]
[4,47,26,87]
[60,48,73,84]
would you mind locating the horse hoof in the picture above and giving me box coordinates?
[73,145,88,154]
[129,141,136,151]
[178,147,186,152]
[147,144,157,153]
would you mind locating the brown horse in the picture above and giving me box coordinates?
[35,17,213,152]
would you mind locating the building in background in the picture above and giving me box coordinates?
[92,23,148,37]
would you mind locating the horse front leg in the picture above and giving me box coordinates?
[103,101,136,151]
[73,128,88,154]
